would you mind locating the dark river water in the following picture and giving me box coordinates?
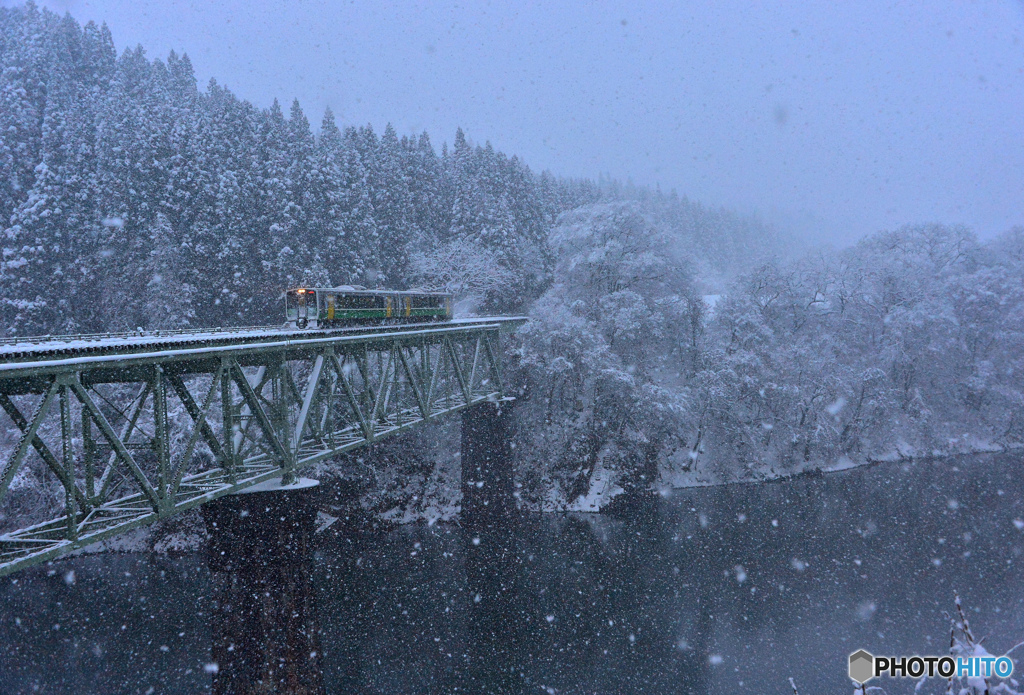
[3,453,1024,694]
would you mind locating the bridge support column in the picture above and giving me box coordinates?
[459,518,523,692]
[202,478,324,695]
[460,399,515,522]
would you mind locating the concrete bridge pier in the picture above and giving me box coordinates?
[458,401,525,689]
[460,399,515,522]
[202,478,325,695]
[460,518,523,692]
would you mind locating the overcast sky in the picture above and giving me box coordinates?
[12,0,1024,243]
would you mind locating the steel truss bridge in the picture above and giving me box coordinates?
[0,318,524,576]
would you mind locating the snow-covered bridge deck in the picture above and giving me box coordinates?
[0,317,525,576]
[0,317,518,363]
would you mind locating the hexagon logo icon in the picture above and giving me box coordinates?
[849,649,874,684]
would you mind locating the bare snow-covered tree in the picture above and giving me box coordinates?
[409,239,518,309]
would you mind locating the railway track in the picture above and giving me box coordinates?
[0,317,520,364]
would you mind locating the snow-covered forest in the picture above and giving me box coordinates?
[2,3,1022,520]
[0,3,770,336]
[516,212,1024,509]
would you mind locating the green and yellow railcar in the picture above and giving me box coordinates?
[285,286,453,329]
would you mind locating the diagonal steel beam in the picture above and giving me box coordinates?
[0,382,58,505]
[293,354,325,451]
[354,351,377,415]
[481,334,504,394]
[96,383,151,501]
[370,349,394,424]
[330,354,372,439]
[468,337,482,398]
[446,338,472,405]
[232,365,267,460]
[166,371,227,472]
[397,344,429,419]
[229,361,290,469]
[0,393,90,511]
[167,369,224,497]
[317,351,339,441]
[288,359,327,443]
[69,378,161,510]
[425,341,446,408]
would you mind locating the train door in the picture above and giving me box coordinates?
[405,296,412,318]
[385,296,392,319]
[326,294,336,322]
[296,290,308,328]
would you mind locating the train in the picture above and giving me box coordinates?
[285,286,453,329]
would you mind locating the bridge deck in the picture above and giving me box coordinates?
[0,317,523,362]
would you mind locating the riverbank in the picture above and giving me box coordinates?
[564,434,1020,512]
[64,430,1022,557]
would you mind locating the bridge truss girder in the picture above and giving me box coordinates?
[0,324,511,576]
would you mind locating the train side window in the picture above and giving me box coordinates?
[412,296,441,308]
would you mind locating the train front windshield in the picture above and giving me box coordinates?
[286,289,311,325]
